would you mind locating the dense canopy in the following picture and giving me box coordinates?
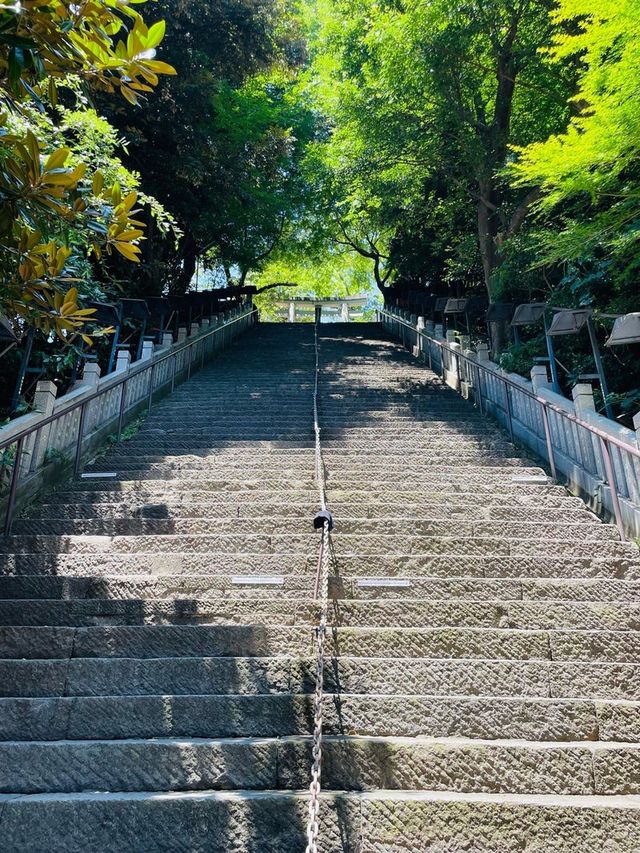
[1,0,639,417]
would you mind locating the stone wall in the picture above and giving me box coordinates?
[381,307,640,539]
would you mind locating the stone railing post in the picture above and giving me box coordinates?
[116,348,131,373]
[476,343,490,363]
[531,365,550,393]
[177,326,188,343]
[634,413,640,449]
[141,339,154,361]
[572,382,596,415]
[161,332,173,349]
[414,317,425,359]
[28,380,58,473]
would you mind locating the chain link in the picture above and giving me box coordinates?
[306,320,332,853]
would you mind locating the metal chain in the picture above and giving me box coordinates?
[306,320,332,853]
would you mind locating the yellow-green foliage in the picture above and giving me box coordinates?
[510,0,640,259]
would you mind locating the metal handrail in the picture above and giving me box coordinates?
[0,306,258,534]
[381,308,639,539]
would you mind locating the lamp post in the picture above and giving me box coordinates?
[547,309,613,421]
[511,303,561,393]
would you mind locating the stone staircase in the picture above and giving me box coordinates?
[1,322,640,851]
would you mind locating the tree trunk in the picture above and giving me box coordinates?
[171,235,198,295]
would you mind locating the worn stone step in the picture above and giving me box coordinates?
[2,552,638,579]
[0,735,637,796]
[81,459,533,478]
[1,624,637,662]
[2,655,638,703]
[23,500,594,525]
[0,788,639,853]
[1,573,638,603]
[1,597,639,631]
[89,451,526,470]
[11,518,613,540]
[56,477,560,496]
[39,484,584,508]
[1,692,636,742]
[2,533,630,558]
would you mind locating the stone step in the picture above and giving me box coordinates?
[95,447,523,465]
[0,735,637,796]
[1,597,638,631]
[2,552,637,579]
[23,501,594,524]
[11,519,614,540]
[40,484,582,507]
[0,788,638,853]
[1,533,630,558]
[81,459,533,477]
[1,655,637,702]
[1,574,638,603]
[57,477,559,495]
[0,624,637,662]
[0,692,636,742]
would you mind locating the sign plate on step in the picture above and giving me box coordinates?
[231,576,284,586]
[511,475,550,484]
[80,472,118,479]
[356,578,412,588]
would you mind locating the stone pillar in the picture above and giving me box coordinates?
[82,362,101,388]
[161,332,174,349]
[289,302,296,323]
[29,380,58,473]
[341,302,349,322]
[141,340,154,361]
[572,382,596,415]
[200,319,210,331]
[177,326,188,343]
[190,322,200,338]
[531,365,550,393]
[425,319,435,336]
[476,343,490,363]
[434,324,444,340]
[414,317,425,360]
[115,347,131,373]
[634,412,640,448]
[446,330,457,344]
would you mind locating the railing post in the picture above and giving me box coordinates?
[599,435,626,540]
[504,381,514,443]
[147,363,156,416]
[170,353,177,394]
[117,380,127,440]
[475,363,484,417]
[540,403,558,482]
[3,436,24,535]
[74,402,88,475]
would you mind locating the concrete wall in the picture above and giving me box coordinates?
[381,308,640,539]
[0,305,257,518]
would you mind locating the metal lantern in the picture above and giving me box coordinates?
[511,303,547,327]
[547,309,613,420]
[547,309,592,336]
[605,313,640,346]
[443,298,469,314]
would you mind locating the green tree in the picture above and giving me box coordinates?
[0,0,175,338]
[308,0,572,303]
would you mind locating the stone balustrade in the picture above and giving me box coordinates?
[0,305,257,515]
[381,307,640,538]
